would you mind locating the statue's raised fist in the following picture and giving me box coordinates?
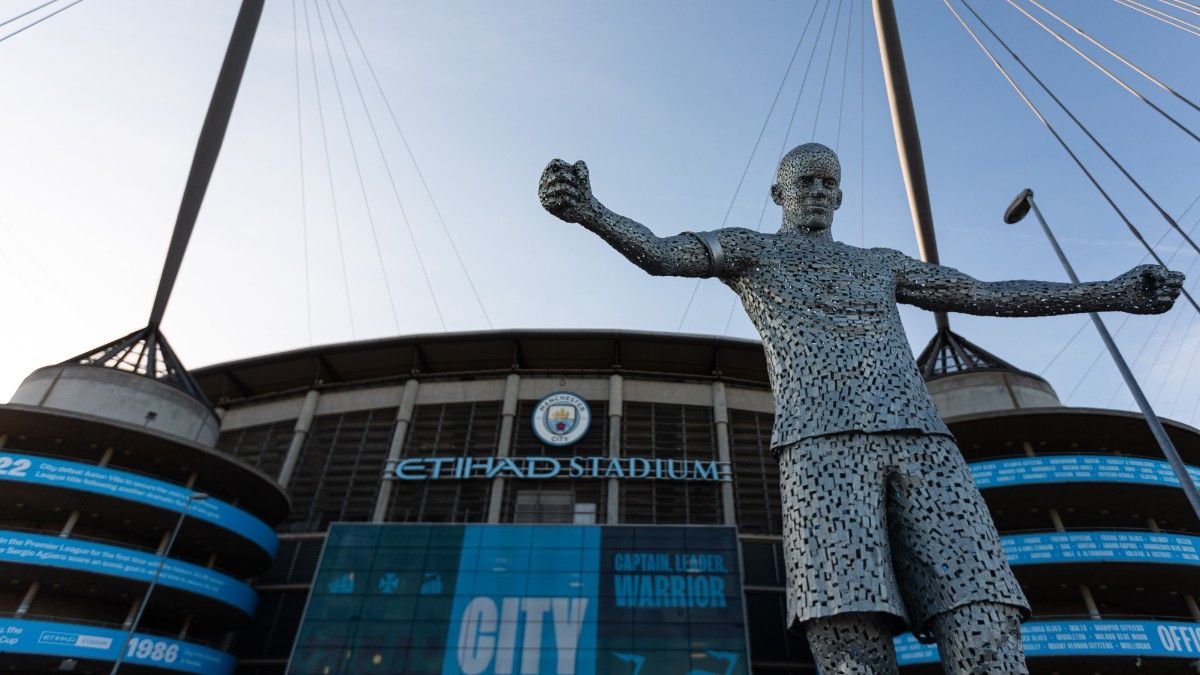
[539,159,597,224]
[1116,264,1185,314]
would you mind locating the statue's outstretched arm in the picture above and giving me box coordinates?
[894,253,1184,317]
[539,159,750,278]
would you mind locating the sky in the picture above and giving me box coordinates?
[1,0,1199,425]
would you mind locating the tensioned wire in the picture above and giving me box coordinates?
[718,0,849,335]
[1024,0,1200,115]
[292,0,314,344]
[996,1,1200,262]
[0,0,58,31]
[672,0,824,332]
[0,0,84,45]
[811,0,847,140]
[1040,197,1200,377]
[956,0,1200,412]
[1008,0,1200,147]
[301,0,357,337]
[319,0,447,332]
[1114,0,1200,37]
[721,0,860,336]
[1159,0,1200,15]
[950,0,1200,418]
[949,0,1200,317]
[311,0,407,334]
[334,0,494,329]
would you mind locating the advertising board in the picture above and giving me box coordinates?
[0,531,257,615]
[970,455,1200,490]
[0,451,277,555]
[288,524,749,675]
[896,620,1200,664]
[0,618,233,674]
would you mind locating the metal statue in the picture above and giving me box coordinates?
[538,142,1184,674]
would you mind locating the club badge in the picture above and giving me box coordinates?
[531,391,591,447]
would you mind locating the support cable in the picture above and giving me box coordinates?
[835,0,856,151]
[0,0,58,31]
[674,0,822,331]
[719,0,839,334]
[1043,206,1200,376]
[1158,0,1200,15]
[860,0,866,248]
[1106,239,1200,406]
[316,0,439,332]
[996,0,1200,258]
[302,0,356,336]
[1010,1,1200,145]
[291,0,313,344]
[811,0,846,140]
[334,0,491,328]
[0,0,82,45]
[1024,0,1200,115]
[1114,0,1200,37]
[949,0,1200,316]
[1168,316,1200,416]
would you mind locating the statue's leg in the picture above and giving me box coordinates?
[805,612,898,675]
[928,601,1028,675]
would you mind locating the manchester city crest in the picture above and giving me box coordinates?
[531,391,591,446]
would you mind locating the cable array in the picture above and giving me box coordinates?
[947,0,1200,427]
[0,0,84,45]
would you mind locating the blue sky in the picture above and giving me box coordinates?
[1,0,1199,424]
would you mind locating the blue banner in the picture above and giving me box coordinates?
[897,620,1200,664]
[970,455,1200,490]
[0,451,277,556]
[0,531,256,615]
[1002,531,1200,566]
[0,618,233,674]
[291,525,749,675]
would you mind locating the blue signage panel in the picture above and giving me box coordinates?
[0,618,233,674]
[0,451,277,556]
[0,531,256,615]
[289,524,749,675]
[1002,531,1200,566]
[896,620,1200,664]
[970,455,1200,490]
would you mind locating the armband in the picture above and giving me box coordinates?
[688,230,726,277]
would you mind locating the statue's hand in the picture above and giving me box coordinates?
[1115,264,1185,314]
[539,159,599,225]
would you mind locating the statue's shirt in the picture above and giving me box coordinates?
[717,229,949,448]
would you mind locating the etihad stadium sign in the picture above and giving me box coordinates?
[384,455,731,482]
[383,391,732,482]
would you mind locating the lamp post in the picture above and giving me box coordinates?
[1004,188,1200,522]
[109,492,208,674]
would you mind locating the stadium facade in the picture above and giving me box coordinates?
[1,328,1198,673]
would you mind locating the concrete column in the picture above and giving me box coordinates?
[14,582,38,617]
[372,379,420,523]
[277,389,321,488]
[712,382,737,527]
[487,374,521,523]
[1185,595,1200,621]
[607,375,623,525]
[1079,585,1102,620]
[1146,517,1161,533]
[1048,509,1066,532]
[1021,441,1036,457]
[177,614,193,640]
[59,511,80,537]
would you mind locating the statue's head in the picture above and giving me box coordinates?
[771,143,842,234]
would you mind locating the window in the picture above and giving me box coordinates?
[620,402,722,525]
[513,490,597,524]
[729,409,781,534]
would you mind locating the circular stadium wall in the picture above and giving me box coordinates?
[190,329,1200,675]
[0,364,288,674]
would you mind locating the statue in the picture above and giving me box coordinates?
[538,143,1184,674]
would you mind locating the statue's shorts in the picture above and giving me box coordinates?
[777,431,1030,641]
